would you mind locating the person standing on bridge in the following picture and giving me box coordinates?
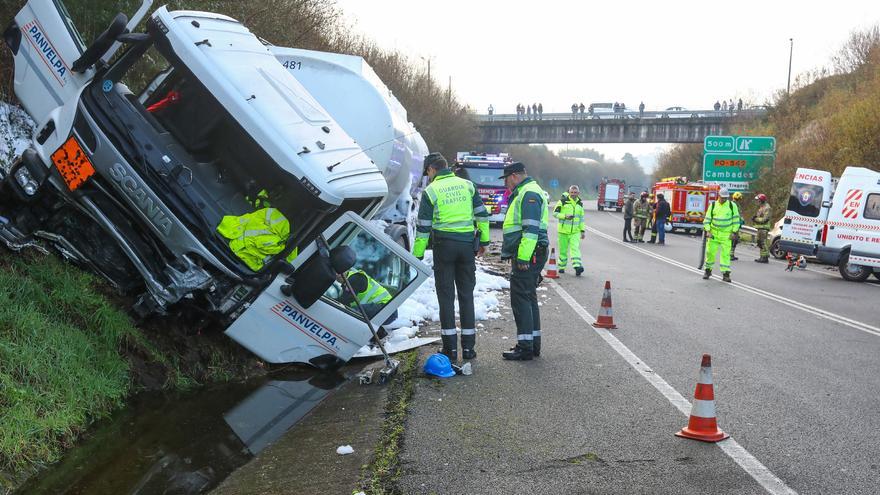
[714,100,721,111]
[722,100,728,112]
[623,192,635,242]
[532,103,538,119]
[488,104,494,119]
[737,98,743,112]
[526,104,532,120]
[702,187,741,283]
[639,101,645,117]
[633,192,651,242]
[553,185,586,276]
[413,152,491,361]
[538,103,543,120]
[499,162,549,361]
[752,193,772,263]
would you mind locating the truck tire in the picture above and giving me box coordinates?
[838,252,871,282]
[598,205,604,211]
[873,272,880,282]
[384,224,409,250]
[769,237,786,260]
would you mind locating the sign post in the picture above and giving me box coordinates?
[702,136,776,191]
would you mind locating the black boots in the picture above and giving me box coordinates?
[754,256,769,263]
[574,266,584,277]
[502,345,534,360]
[722,272,732,283]
[702,269,712,280]
[461,332,476,360]
[532,337,541,357]
[558,269,565,274]
[441,333,458,361]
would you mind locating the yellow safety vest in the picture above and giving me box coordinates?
[216,207,296,271]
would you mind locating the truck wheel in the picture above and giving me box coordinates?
[838,252,871,282]
[769,237,786,260]
[384,224,408,250]
[873,272,880,282]
[598,205,604,211]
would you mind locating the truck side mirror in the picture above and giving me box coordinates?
[72,13,129,73]
[822,201,832,208]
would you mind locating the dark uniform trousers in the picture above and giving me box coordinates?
[510,245,548,353]
[433,238,477,350]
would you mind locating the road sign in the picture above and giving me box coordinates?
[704,136,735,153]
[549,179,560,189]
[703,135,775,191]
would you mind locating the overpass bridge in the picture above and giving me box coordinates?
[476,109,768,144]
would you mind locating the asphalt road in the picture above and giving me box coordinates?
[397,201,880,495]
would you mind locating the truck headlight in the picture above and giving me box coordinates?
[14,167,38,196]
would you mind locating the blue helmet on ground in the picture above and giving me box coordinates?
[424,353,456,378]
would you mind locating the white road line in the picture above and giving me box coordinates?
[586,226,880,338]
[552,282,798,495]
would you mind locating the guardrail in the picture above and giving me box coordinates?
[477,108,768,123]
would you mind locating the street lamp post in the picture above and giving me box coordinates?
[787,38,793,95]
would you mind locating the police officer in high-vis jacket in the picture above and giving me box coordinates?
[499,162,549,361]
[413,153,490,360]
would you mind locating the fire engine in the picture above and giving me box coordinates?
[652,177,720,233]
[453,152,512,223]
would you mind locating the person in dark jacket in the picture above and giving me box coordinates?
[623,192,635,242]
[655,193,671,245]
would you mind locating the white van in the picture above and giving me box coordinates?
[780,167,880,282]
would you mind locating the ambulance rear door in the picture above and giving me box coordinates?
[780,168,833,256]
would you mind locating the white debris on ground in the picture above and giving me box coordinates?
[336,445,354,455]
[0,102,35,170]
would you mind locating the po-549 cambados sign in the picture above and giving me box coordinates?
[702,136,776,191]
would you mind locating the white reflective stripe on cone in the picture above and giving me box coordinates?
[690,398,716,419]
[461,328,476,335]
[599,307,613,316]
[441,328,458,335]
[699,366,713,385]
[517,334,534,341]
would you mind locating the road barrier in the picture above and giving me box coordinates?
[591,280,617,329]
[676,354,729,443]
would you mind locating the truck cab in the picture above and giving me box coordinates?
[1,0,430,367]
[780,167,880,282]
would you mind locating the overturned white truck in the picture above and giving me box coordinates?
[1,0,431,368]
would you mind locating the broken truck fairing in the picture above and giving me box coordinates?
[1,1,429,367]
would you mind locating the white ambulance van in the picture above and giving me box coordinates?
[780,167,880,282]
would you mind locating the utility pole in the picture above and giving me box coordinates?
[447,75,452,106]
[420,55,433,81]
[787,38,793,95]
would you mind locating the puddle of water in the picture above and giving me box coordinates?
[18,367,351,495]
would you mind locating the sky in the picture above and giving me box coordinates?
[335,0,879,172]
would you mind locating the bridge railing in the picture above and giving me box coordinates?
[477,108,768,122]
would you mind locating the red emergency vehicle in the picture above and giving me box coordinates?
[598,178,626,211]
[453,152,512,223]
[652,177,720,233]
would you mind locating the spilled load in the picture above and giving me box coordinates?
[0,0,431,368]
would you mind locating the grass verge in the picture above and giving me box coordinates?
[359,350,419,495]
[0,253,136,491]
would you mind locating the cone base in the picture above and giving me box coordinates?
[592,322,617,329]
[675,427,729,443]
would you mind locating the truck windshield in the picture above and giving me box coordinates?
[461,167,505,188]
[787,182,824,217]
[100,40,327,271]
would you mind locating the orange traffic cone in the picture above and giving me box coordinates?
[676,354,730,443]
[591,280,617,329]
[544,248,559,279]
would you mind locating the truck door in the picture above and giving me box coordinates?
[780,168,832,256]
[225,212,431,366]
[5,0,91,126]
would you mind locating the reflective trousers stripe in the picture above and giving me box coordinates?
[532,330,542,337]
[461,328,476,335]
[440,328,458,336]
[517,334,533,341]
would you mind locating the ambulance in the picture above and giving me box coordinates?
[651,177,720,234]
[779,167,880,282]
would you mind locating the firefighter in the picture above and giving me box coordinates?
[553,185,585,276]
[646,193,659,243]
[633,192,651,242]
[499,162,549,360]
[730,191,744,260]
[752,193,772,263]
[413,153,490,360]
[702,187,741,282]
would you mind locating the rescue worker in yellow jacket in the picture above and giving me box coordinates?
[752,193,772,263]
[339,269,398,338]
[553,185,586,276]
[413,153,490,361]
[703,187,741,282]
[633,192,651,242]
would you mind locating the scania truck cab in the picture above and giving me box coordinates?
[1,0,429,367]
